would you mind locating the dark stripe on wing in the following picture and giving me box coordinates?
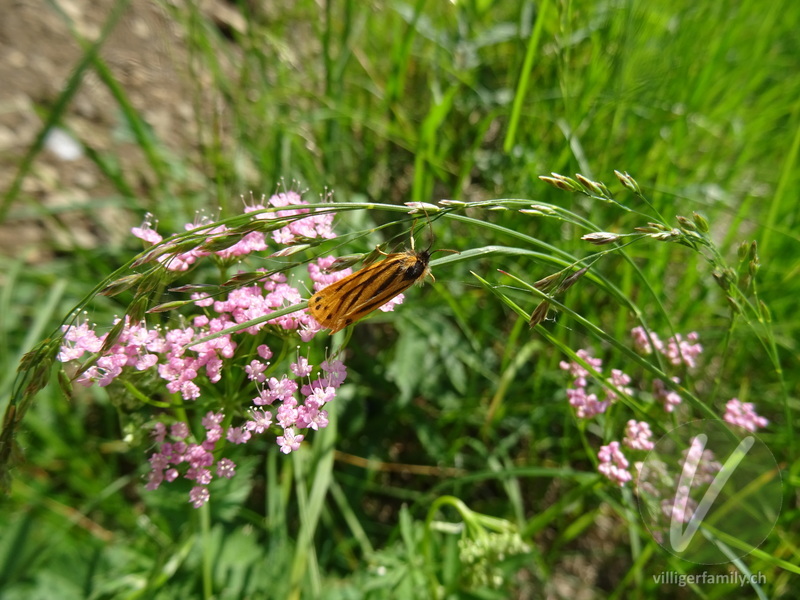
[337,260,407,313]
[349,279,417,316]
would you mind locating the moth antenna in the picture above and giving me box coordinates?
[409,209,437,252]
[422,208,435,252]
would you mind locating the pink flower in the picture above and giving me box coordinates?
[664,332,703,368]
[653,378,682,413]
[724,398,768,431]
[296,406,329,430]
[605,368,633,402]
[152,422,167,443]
[559,349,603,382]
[321,359,347,388]
[170,422,189,439]
[631,327,702,368]
[276,404,299,428]
[189,486,210,508]
[246,410,273,433]
[598,441,632,486]
[304,385,336,409]
[131,213,162,244]
[58,317,104,361]
[631,326,662,355]
[245,360,268,382]
[277,429,304,454]
[560,350,630,418]
[308,256,353,290]
[378,293,404,312]
[245,191,336,245]
[179,380,201,401]
[679,438,722,485]
[216,458,236,479]
[661,485,696,523]
[227,426,252,444]
[291,357,313,377]
[623,420,655,451]
[186,466,212,485]
[263,376,298,404]
[186,443,214,468]
[566,387,609,419]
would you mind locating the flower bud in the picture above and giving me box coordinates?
[738,241,749,261]
[677,215,696,232]
[582,232,621,245]
[692,212,709,233]
[759,300,771,323]
[614,170,642,194]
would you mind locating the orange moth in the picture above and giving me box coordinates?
[308,227,453,333]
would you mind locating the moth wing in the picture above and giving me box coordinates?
[308,252,427,333]
[308,259,395,332]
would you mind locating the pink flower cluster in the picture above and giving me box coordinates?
[57,265,336,395]
[132,191,336,272]
[571,329,769,488]
[558,346,657,486]
[251,190,336,246]
[652,377,682,413]
[597,441,632,486]
[631,326,703,368]
[146,414,232,508]
[661,484,697,525]
[598,420,655,486]
[559,350,632,418]
[631,327,704,413]
[235,354,347,452]
[723,398,768,432]
[623,419,656,451]
[144,356,347,506]
[57,191,367,507]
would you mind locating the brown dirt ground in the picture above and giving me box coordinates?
[0,0,238,260]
